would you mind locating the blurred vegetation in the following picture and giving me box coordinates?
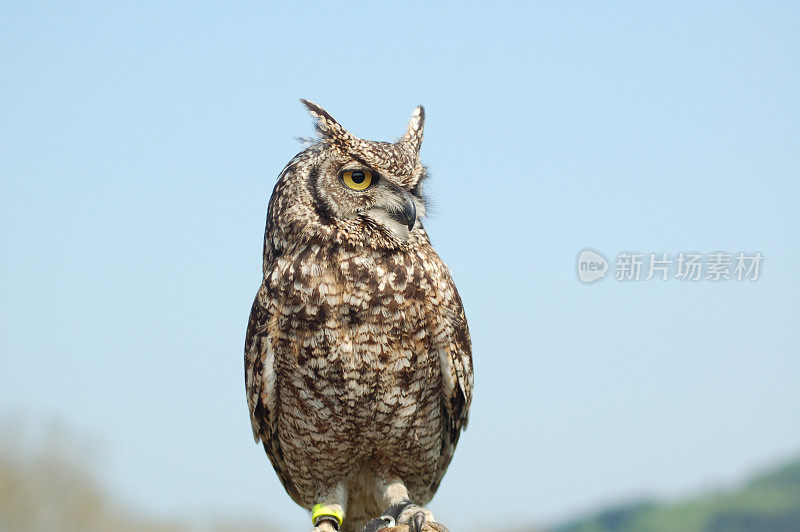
[0,416,279,532]
[551,456,800,532]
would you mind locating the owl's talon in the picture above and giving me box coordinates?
[361,515,395,532]
[373,502,438,532]
[411,511,426,532]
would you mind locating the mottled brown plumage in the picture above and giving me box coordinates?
[245,101,473,532]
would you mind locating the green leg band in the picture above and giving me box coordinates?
[312,503,344,529]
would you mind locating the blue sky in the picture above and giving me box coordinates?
[1,2,799,530]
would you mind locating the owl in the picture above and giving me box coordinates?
[244,100,473,532]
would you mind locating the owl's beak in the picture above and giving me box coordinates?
[386,190,417,231]
[398,191,417,231]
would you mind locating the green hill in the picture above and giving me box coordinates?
[552,456,800,532]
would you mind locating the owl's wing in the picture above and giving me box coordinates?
[431,272,474,493]
[245,283,302,503]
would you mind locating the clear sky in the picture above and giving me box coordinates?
[2,2,799,530]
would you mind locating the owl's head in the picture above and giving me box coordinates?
[271,100,428,249]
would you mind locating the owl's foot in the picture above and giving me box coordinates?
[361,502,448,532]
[312,521,338,532]
[399,504,448,532]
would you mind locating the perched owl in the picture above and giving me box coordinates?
[244,100,473,532]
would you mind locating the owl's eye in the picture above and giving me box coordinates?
[342,170,373,191]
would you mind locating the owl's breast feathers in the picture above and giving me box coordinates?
[245,232,472,504]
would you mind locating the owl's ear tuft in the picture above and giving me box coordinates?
[300,99,354,147]
[401,105,425,153]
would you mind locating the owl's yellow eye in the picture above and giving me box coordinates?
[342,170,373,191]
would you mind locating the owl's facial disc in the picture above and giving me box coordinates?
[334,162,421,240]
